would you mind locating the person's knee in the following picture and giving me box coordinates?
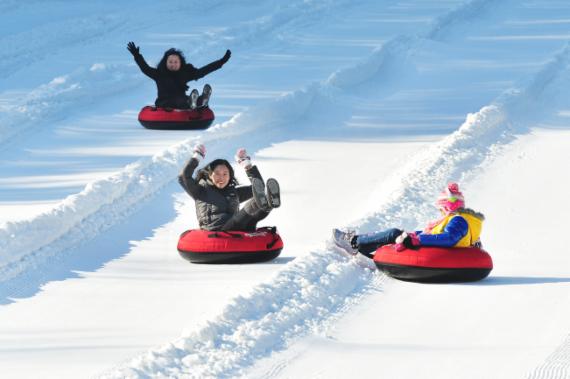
[358,243,378,256]
[387,228,403,240]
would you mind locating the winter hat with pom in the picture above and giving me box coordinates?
[436,182,465,213]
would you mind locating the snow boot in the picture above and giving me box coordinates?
[198,84,212,108]
[251,178,271,211]
[189,89,199,110]
[332,228,358,255]
[266,178,281,208]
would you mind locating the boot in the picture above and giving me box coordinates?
[332,228,358,254]
[266,178,281,208]
[199,84,212,108]
[189,89,199,110]
[251,178,270,211]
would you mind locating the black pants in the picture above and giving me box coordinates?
[156,94,207,110]
[221,199,270,232]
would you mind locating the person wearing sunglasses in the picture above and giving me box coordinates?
[333,183,485,257]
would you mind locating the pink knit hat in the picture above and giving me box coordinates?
[436,183,465,213]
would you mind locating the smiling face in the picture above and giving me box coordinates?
[166,54,181,71]
[209,164,231,189]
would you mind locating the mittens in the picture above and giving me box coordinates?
[234,148,251,169]
[221,49,231,64]
[192,143,206,162]
[394,231,420,251]
[127,42,140,57]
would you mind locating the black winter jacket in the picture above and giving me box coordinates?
[178,158,264,230]
[133,54,226,108]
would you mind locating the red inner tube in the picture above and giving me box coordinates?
[139,106,214,122]
[177,228,284,264]
[138,106,214,130]
[373,245,493,269]
[373,245,493,283]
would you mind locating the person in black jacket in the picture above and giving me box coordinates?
[127,42,231,109]
[178,144,281,231]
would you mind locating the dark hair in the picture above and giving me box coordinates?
[157,48,188,71]
[196,159,238,188]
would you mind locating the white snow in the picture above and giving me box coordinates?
[245,128,570,379]
[1,0,570,378]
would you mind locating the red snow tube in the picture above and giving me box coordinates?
[138,106,214,130]
[177,227,284,264]
[373,245,493,283]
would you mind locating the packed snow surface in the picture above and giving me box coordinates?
[1,0,570,378]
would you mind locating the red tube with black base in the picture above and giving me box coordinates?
[177,227,283,264]
[138,106,215,130]
[373,245,493,283]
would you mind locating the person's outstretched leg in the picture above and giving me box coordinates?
[222,201,270,231]
[357,228,403,257]
[221,178,279,231]
[356,228,403,246]
[244,208,270,231]
[333,228,403,258]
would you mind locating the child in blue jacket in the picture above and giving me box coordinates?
[333,183,485,258]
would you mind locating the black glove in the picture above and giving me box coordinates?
[127,41,140,57]
[221,49,231,64]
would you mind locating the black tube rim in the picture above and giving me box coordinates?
[178,248,282,264]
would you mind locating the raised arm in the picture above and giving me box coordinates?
[178,144,207,200]
[234,148,263,202]
[127,41,158,80]
[184,49,231,81]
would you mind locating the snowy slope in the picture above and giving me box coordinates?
[100,45,570,378]
[1,0,570,378]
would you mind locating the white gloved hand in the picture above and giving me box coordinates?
[192,143,206,162]
[395,231,408,244]
[234,148,252,169]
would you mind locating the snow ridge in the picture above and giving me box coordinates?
[358,44,570,233]
[326,35,419,89]
[0,79,337,290]
[100,251,379,379]
[527,333,570,379]
[327,0,504,88]
[0,14,123,79]
[198,0,356,53]
[0,64,140,148]
[98,35,570,379]
[427,0,505,41]
[0,139,196,285]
